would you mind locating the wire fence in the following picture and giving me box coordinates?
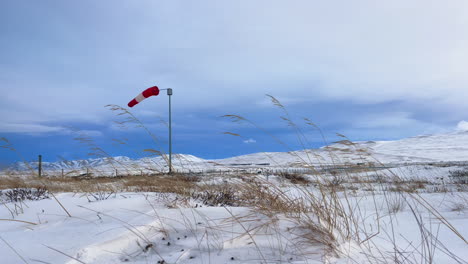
[2,166,319,178]
[0,165,396,178]
[1,161,467,179]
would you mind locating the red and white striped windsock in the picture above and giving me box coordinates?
[128,86,160,107]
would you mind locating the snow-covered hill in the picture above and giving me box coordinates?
[215,130,468,166]
[365,130,468,162]
[7,130,468,173]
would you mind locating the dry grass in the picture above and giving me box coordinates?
[0,174,199,195]
[123,174,198,195]
[221,95,468,263]
[277,171,310,184]
[449,193,468,212]
[1,96,467,263]
[1,166,467,262]
[0,176,28,189]
[236,178,336,250]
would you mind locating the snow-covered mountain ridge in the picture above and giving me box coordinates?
[213,130,468,166]
[7,130,468,172]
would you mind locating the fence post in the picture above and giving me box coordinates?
[61,168,64,178]
[38,155,42,177]
[115,169,118,177]
[86,167,89,175]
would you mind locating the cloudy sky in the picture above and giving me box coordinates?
[1,0,468,164]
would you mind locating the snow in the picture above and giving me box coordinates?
[333,192,468,263]
[1,188,467,263]
[457,120,468,131]
[0,193,327,263]
[1,130,468,263]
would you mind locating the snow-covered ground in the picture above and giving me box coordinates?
[1,130,468,263]
[1,187,467,263]
[0,192,329,263]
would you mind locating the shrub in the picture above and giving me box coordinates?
[448,169,468,184]
[1,187,49,203]
[278,171,310,184]
[191,186,240,207]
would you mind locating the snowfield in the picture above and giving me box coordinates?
[1,131,468,263]
[0,192,328,263]
[1,188,467,263]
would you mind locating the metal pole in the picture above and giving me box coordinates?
[167,88,173,174]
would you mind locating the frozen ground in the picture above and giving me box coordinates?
[1,130,468,263]
[1,184,467,263]
[0,192,328,264]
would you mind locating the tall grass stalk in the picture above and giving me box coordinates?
[223,94,467,263]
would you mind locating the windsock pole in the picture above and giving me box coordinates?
[128,86,174,174]
[167,88,173,174]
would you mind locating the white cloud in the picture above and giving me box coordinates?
[243,138,256,144]
[456,121,468,131]
[0,122,103,136]
[0,123,65,134]
[354,112,421,129]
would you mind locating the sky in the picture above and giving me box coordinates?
[1,0,468,164]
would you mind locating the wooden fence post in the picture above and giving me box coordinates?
[38,155,42,177]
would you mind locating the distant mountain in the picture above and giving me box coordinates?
[6,130,468,174]
[364,130,468,163]
[214,130,468,165]
[9,154,207,173]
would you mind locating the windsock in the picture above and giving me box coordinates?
[128,86,160,107]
